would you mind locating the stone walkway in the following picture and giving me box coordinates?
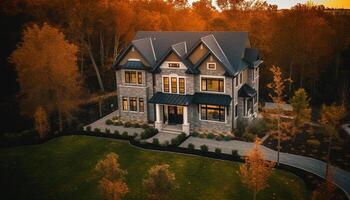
[180,137,350,199]
[84,111,144,136]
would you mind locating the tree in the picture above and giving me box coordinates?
[312,167,336,200]
[289,88,312,139]
[10,23,82,132]
[95,153,128,200]
[239,140,275,200]
[319,104,346,177]
[33,106,49,138]
[143,164,176,200]
[263,65,291,165]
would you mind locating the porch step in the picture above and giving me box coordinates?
[161,128,182,135]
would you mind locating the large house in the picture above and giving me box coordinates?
[113,31,262,135]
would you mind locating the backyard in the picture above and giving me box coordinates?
[0,135,310,200]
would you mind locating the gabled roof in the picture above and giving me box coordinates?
[119,60,147,70]
[114,31,262,74]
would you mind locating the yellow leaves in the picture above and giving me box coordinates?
[34,106,49,138]
[319,104,346,136]
[95,153,129,200]
[239,141,275,195]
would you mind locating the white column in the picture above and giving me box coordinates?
[156,104,161,123]
[183,106,188,125]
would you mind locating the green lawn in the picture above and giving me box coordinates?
[0,135,311,200]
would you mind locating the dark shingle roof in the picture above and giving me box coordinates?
[238,84,257,98]
[132,38,156,65]
[243,48,263,68]
[120,60,147,70]
[193,92,232,106]
[134,31,251,74]
[149,92,193,106]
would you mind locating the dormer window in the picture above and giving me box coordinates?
[207,63,216,70]
[168,62,180,68]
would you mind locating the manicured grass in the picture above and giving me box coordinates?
[0,135,311,200]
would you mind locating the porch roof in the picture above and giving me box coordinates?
[193,92,232,106]
[238,84,257,98]
[149,92,193,106]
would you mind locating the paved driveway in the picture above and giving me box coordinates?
[180,137,350,199]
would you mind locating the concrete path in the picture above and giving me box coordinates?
[143,132,179,145]
[180,137,350,199]
[84,111,144,136]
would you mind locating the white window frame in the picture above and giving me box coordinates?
[162,74,186,95]
[207,62,216,70]
[168,62,181,68]
[128,58,140,61]
[200,75,225,94]
[198,104,227,123]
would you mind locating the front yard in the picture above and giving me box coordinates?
[0,135,310,200]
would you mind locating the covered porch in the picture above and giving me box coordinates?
[149,92,193,134]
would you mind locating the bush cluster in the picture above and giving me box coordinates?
[170,133,187,146]
[141,128,159,139]
[200,145,208,152]
[188,143,195,150]
[105,119,113,125]
[215,148,222,154]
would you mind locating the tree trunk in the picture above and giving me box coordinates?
[325,135,333,178]
[114,33,121,58]
[80,51,84,76]
[98,100,102,117]
[100,31,104,69]
[288,61,294,97]
[58,106,63,133]
[253,190,257,200]
[86,36,105,92]
[277,115,281,166]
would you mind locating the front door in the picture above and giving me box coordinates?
[168,106,183,124]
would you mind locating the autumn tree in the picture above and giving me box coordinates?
[289,88,312,139]
[239,140,275,200]
[95,153,128,200]
[319,104,346,176]
[312,167,336,200]
[143,164,176,200]
[33,106,49,138]
[10,23,82,132]
[263,65,291,165]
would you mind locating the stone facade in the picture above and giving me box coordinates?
[115,41,259,135]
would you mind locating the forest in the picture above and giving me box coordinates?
[0,0,349,132]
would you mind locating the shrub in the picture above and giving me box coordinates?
[215,135,223,141]
[215,148,222,154]
[141,123,150,129]
[200,145,208,152]
[307,139,321,148]
[223,135,233,141]
[114,130,120,135]
[248,119,268,137]
[188,143,195,150]
[241,132,255,142]
[170,133,187,146]
[113,121,123,126]
[141,127,159,139]
[163,140,169,147]
[133,133,138,138]
[133,123,140,128]
[124,122,132,127]
[86,126,91,131]
[94,128,101,133]
[199,134,205,138]
[105,119,113,125]
[105,128,110,134]
[112,116,119,121]
[152,138,159,145]
[77,124,84,131]
[190,132,199,137]
[122,131,128,138]
[232,150,239,158]
[207,133,215,139]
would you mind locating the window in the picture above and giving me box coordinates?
[163,77,169,93]
[253,95,257,105]
[168,63,180,68]
[139,98,144,112]
[235,77,238,87]
[200,105,225,122]
[239,73,243,84]
[179,78,185,94]
[171,77,177,93]
[201,77,224,92]
[122,97,128,111]
[207,63,216,70]
[130,97,137,111]
[125,71,142,84]
[137,72,142,84]
[235,104,238,118]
